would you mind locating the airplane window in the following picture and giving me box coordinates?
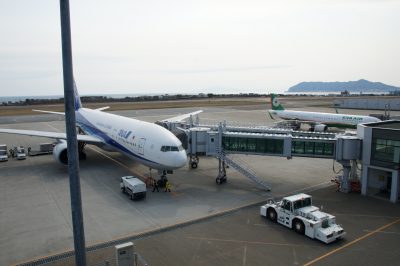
[161,146,171,152]
[161,145,184,152]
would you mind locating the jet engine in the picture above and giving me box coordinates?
[53,140,87,165]
[313,124,328,132]
[53,141,68,165]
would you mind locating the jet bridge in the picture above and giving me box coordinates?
[169,120,360,192]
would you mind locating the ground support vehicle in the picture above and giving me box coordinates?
[28,143,54,156]
[0,144,8,162]
[260,193,345,243]
[14,146,26,160]
[120,176,147,200]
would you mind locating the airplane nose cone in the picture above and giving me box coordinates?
[176,151,187,168]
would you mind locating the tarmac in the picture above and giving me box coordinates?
[0,104,399,265]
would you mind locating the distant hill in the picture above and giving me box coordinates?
[288,79,400,93]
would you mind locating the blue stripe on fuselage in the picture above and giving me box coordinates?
[75,111,160,166]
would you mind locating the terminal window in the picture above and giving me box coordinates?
[372,138,400,169]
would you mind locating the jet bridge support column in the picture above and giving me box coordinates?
[337,160,351,193]
[216,122,227,184]
[335,136,362,193]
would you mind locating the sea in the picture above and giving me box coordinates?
[0,93,157,104]
[283,91,391,96]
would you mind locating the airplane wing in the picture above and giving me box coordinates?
[160,110,203,123]
[33,109,65,115]
[95,106,110,111]
[0,128,103,145]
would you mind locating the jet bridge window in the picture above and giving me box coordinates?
[222,136,284,154]
[292,141,334,156]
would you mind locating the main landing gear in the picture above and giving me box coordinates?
[78,141,86,160]
[77,127,87,160]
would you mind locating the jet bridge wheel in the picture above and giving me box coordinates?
[216,176,227,185]
[189,156,199,169]
[293,219,305,235]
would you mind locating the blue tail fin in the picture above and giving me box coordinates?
[73,80,82,111]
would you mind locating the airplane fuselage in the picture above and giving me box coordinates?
[76,108,187,170]
[268,109,381,128]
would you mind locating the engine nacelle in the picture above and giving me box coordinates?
[313,124,328,132]
[53,141,68,165]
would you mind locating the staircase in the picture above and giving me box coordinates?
[216,151,271,191]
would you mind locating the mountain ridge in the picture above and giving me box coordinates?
[288,79,400,92]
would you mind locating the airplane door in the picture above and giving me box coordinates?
[138,138,146,155]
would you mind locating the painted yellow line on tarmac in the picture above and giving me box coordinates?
[303,218,400,266]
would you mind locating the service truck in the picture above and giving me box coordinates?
[260,193,345,243]
[0,144,8,162]
[120,176,147,200]
[14,146,26,160]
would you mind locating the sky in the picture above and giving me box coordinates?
[0,0,399,96]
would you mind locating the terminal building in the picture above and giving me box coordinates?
[334,98,400,111]
[358,121,400,203]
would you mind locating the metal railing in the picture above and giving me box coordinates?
[217,151,271,191]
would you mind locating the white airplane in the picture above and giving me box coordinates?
[0,83,202,174]
[268,94,381,131]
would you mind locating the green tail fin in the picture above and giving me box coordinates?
[270,94,284,110]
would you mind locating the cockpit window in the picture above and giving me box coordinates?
[161,145,183,152]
